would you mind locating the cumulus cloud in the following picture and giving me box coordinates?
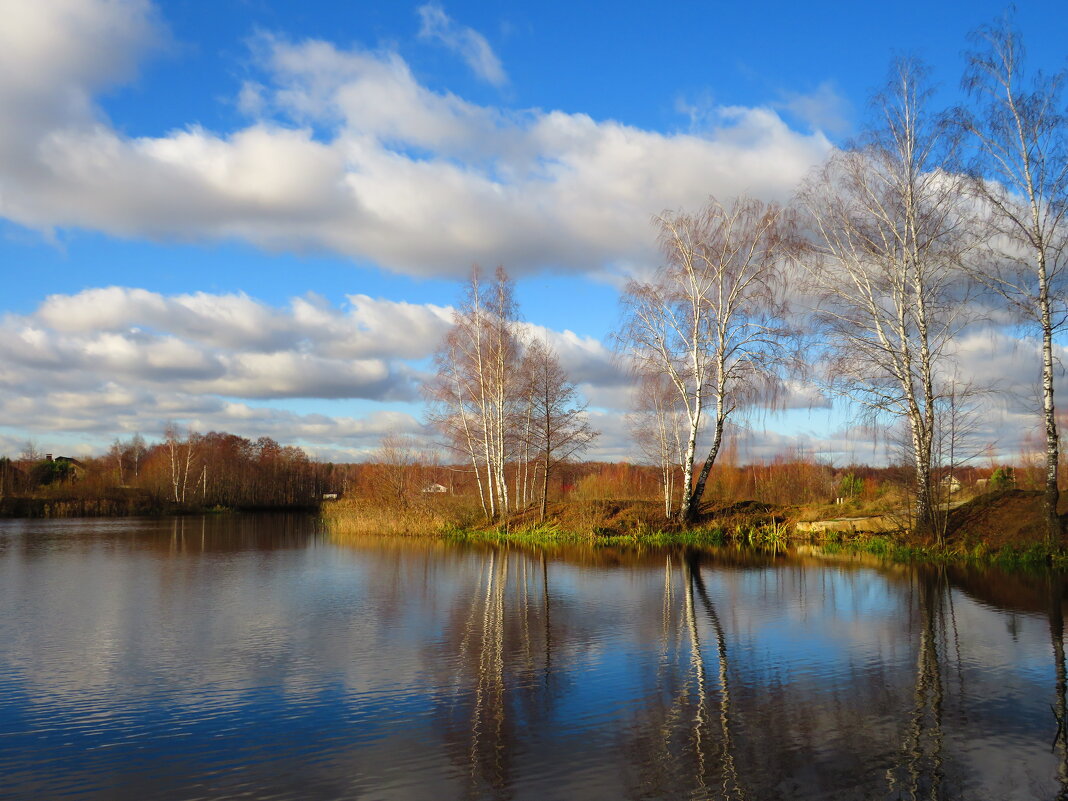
[34,287,455,360]
[2,284,1060,462]
[0,286,632,456]
[2,1,1052,465]
[417,3,507,87]
[2,288,457,402]
[0,0,832,279]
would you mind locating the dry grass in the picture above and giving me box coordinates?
[321,496,481,538]
[323,494,789,542]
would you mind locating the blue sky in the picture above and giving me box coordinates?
[1,0,1065,462]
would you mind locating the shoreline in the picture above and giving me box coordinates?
[0,496,320,519]
[321,493,1068,568]
[5,491,1065,568]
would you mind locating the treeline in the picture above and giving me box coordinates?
[336,446,1031,511]
[0,430,333,514]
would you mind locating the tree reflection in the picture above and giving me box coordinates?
[1049,572,1068,800]
[330,538,1068,799]
[689,550,745,800]
[433,547,558,800]
[622,549,746,800]
[462,550,509,796]
[887,567,948,800]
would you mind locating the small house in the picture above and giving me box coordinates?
[940,474,961,494]
[421,483,448,494]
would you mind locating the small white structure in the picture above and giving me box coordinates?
[940,475,961,494]
[421,483,448,494]
[322,493,338,500]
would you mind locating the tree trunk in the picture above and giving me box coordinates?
[662,461,672,519]
[1044,291,1062,544]
[914,460,934,537]
[908,414,935,538]
[684,412,725,524]
[676,403,701,523]
[540,461,549,522]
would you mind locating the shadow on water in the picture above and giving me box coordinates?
[1050,570,1068,801]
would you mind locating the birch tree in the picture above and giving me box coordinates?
[426,267,523,521]
[618,196,797,523]
[521,338,598,520]
[164,424,200,504]
[627,373,687,518]
[956,20,1068,541]
[800,60,975,538]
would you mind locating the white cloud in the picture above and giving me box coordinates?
[0,0,832,279]
[7,284,1051,463]
[0,286,633,456]
[417,3,507,87]
[772,81,851,136]
[2,288,459,402]
[0,271,1061,466]
[0,0,159,119]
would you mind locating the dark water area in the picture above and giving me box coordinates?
[1,515,1066,800]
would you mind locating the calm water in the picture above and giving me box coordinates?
[0,515,1066,800]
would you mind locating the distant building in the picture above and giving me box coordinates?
[322,493,338,501]
[52,456,86,478]
[422,483,448,494]
[940,474,961,494]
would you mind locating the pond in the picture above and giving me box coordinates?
[0,514,1064,800]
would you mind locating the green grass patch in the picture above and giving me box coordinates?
[813,534,1068,567]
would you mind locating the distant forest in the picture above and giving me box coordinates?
[0,425,1035,521]
[0,431,329,515]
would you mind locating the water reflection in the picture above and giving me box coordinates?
[1050,572,1068,801]
[0,518,1066,800]
[624,551,746,799]
[885,568,948,800]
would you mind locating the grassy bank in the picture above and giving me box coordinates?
[322,496,788,542]
[802,534,1068,568]
[0,494,319,518]
[322,490,1068,567]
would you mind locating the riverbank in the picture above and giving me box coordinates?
[0,494,319,518]
[323,489,1068,566]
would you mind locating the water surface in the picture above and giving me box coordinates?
[0,515,1065,799]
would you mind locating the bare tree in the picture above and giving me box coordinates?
[107,433,148,487]
[956,20,1068,541]
[164,424,200,504]
[799,60,976,539]
[128,433,146,479]
[618,196,798,523]
[19,440,41,462]
[371,433,421,508]
[426,267,523,521]
[109,439,127,486]
[627,373,687,518]
[521,338,598,520]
